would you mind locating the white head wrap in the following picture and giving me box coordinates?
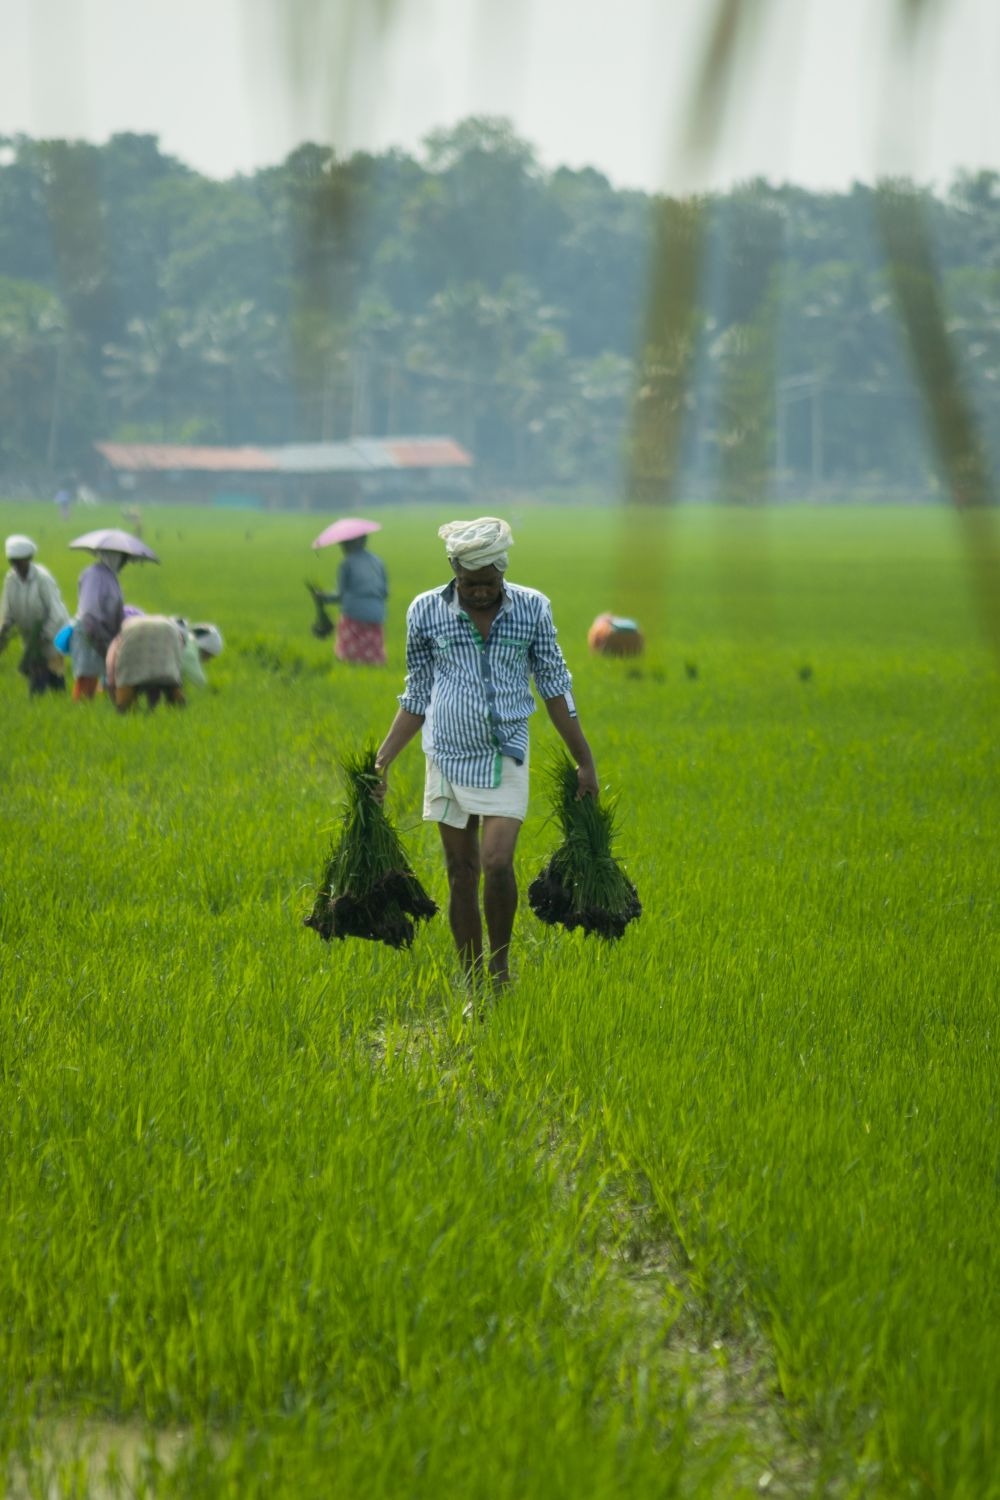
[438,516,513,572]
[5,534,36,561]
[191,623,224,658]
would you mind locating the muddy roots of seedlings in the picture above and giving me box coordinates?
[305,871,437,949]
[528,857,642,941]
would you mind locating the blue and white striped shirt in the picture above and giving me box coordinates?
[398,579,573,788]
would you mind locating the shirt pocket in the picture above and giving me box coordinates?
[490,633,530,668]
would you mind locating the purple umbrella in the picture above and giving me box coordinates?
[312,517,382,549]
[69,528,160,563]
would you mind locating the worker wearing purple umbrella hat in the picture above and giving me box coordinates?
[308,518,388,666]
[68,528,160,699]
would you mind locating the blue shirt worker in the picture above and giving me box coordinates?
[311,536,388,665]
[374,516,598,991]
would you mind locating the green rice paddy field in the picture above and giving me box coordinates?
[0,499,997,1498]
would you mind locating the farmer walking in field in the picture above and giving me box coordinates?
[374,516,598,992]
[0,535,71,695]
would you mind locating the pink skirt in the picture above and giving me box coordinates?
[335,615,386,665]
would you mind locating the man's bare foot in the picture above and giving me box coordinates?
[460,965,511,1021]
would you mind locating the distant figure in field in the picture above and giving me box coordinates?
[0,534,71,695]
[121,505,143,538]
[106,615,224,712]
[54,476,77,520]
[587,612,645,658]
[71,549,127,700]
[310,532,388,665]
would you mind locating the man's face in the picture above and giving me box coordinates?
[12,558,30,580]
[453,562,504,609]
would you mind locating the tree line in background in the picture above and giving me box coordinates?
[2,116,999,496]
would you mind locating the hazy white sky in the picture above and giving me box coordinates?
[2,0,999,193]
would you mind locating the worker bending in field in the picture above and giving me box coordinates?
[106,614,224,711]
[0,534,71,695]
[374,516,598,992]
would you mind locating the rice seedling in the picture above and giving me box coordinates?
[528,751,642,940]
[305,580,334,638]
[304,741,437,948]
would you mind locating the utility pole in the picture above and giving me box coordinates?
[811,380,824,491]
[386,360,399,436]
[464,374,474,451]
[351,348,370,437]
[776,374,823,495]
[46,337,67,471]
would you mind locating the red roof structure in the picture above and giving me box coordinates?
[383,438,473,468]
[95,443,277,472]
[95,438,472,474]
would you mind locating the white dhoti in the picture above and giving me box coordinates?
[423,754,529,828]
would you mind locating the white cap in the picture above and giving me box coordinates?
[191,622,224,657]
[5,534,36,561]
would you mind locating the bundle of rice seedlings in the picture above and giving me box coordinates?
[304,743,438,948]
[306,581,334,639]
[528,753,641,941]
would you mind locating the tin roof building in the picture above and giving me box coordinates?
[94,437,474,509]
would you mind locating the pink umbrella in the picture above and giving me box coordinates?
[312,517,382,549]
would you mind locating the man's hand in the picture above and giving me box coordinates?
[576,761,599,800]
[372,760,388,804]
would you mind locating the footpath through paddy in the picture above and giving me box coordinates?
[9,974,834,1500]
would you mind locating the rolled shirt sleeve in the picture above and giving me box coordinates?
[528,597,573,701]
[398,599,436,716]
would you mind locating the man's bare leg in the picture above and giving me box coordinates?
[438,819,484,979]
[480,816,521,985]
